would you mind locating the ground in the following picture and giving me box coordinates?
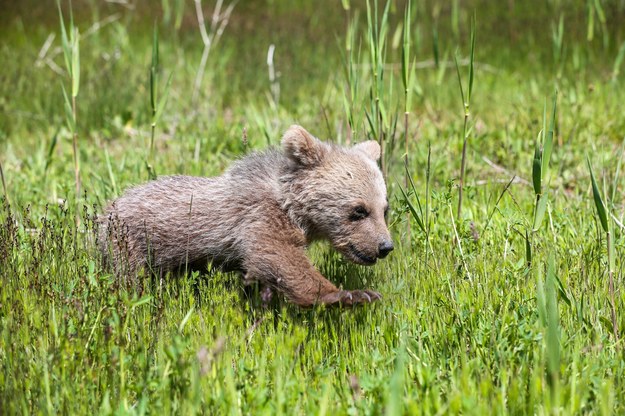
[1,0,625,414]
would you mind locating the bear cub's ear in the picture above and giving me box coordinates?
[282,125,327,167]
[353,140,381,161]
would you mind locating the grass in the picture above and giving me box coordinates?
[1,0,625,413]
[57,0,81,202]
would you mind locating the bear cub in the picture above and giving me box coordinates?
[100,125,393,306]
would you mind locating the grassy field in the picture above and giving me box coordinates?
[1,0,625,413]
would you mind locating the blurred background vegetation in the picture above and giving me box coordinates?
[2,0,624,137]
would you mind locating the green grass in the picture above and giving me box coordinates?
[1,0,625,413]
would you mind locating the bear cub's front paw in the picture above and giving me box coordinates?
[320,289,382,306]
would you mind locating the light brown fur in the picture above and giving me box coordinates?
[99,125,393,307]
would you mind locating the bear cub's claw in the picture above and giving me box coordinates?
[320,289,382,307]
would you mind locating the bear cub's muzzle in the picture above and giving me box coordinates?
[378,240,394,259]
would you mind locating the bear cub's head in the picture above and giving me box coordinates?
[281,125,393,265]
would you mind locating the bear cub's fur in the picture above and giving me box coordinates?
[100,125,393,306]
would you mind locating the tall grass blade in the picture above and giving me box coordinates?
[542,91,557,182]
[401,0,411,94]
[467,14,475,106]
[536,254,560,395]
[484,175,515,232]
[61,83,75,131]
[587,0,595,42]
[425,141,431,236]
[532,134,542,196]
[612,41,625,80]
[365,109,377,142]
[399,184,425,234]
[0,158,8,207]
[525,230,532,267]
[44,129,59,177]
[178,306,194,332]
[57,0,81,201]
[587,156,608,232]
[57,0,71,78]
[611,138,625,203]
[545,253,560,389]
[71,28,80,97]
[453,52,465,109]
[150,23,159,115]
[406,61,417,112]
[104,148,118,196]
[533,193,548,232]
[432,26,439,68]
[154,73,174,124]
[587,157,619,340]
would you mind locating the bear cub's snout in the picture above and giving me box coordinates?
[378,240,394,258]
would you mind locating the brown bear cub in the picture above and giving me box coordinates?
[100,125,393,307]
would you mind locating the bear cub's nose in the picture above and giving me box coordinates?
[378,241,394,258]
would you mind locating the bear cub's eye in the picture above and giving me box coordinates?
[350,205,369,221]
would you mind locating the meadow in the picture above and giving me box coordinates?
[1,0,625,413]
